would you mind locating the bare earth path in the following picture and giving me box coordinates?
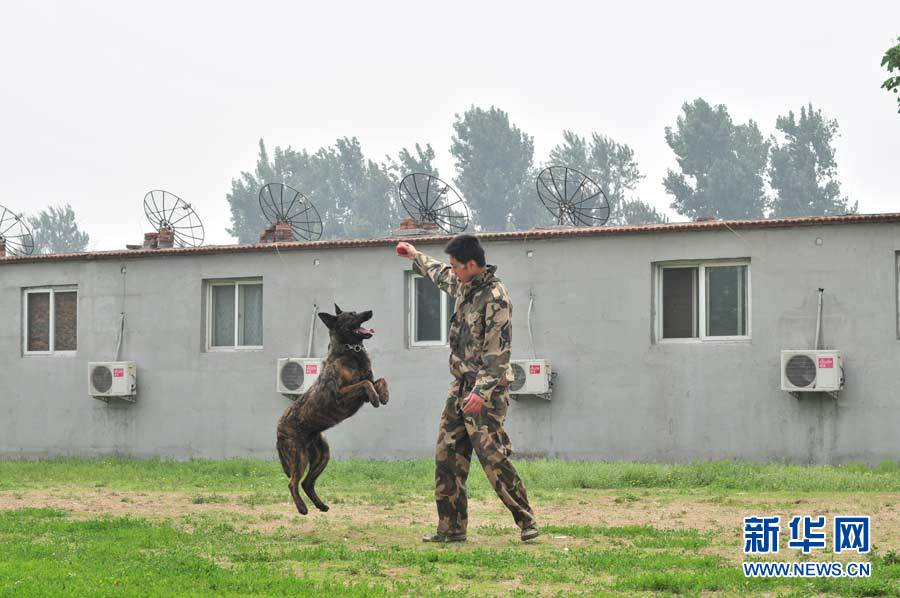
[2,487,896,561]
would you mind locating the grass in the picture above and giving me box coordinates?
[3,458,900,496]
[0,458,898,596]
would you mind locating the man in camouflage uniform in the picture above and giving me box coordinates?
[396,234,539,543]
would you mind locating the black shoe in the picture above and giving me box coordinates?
[422,532,467,543]
[520,526,540,542]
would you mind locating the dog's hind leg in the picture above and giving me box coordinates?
[301,433,331,512]
[276,431,291,478]
[287,442,310,515]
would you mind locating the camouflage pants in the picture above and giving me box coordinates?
[434,385,536,535]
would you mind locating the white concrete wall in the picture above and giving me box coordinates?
[1,222,899,463]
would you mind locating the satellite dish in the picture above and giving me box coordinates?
[0,203,35,256]
[143,190,205,247]
[258,183,324,241]
[535,166,610,227]
[398,173,469,234]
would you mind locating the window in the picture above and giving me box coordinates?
[410,274,452,346]
[207,279,263,350]
[24,287,77,354]
[656,261,750,341]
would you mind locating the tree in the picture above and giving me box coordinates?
[547,130,666,225]
[450,106,535,231]
[619,199,669,225]
[27,204,90,254]
[306,137,399,239]
[882,36,900,113]
[226,138,401,242]
[663,98,769,220]
[769,104,856,217]
[226,139,307,243]
[386,143,440,179]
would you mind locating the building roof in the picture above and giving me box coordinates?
[3,212,899,264]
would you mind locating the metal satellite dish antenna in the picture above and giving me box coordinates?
[258,183,323,241]
[143,190,205,247]
[536,166,611,227]
[398,173,469,234]
[0,203,35,256]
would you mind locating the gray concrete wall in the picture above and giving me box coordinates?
[2,222,899,464]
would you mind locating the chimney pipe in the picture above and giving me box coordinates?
[157,227,175,249]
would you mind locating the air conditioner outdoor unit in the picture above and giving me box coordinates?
[508,359,552,399]
[781,350,843,393]
[88,361,137,400]
[277,358,325,395]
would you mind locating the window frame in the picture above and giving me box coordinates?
[22,286,78,356]
[655,260,751,343]
[205,278,264,352]
[409,273,451,347]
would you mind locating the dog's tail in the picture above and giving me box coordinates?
[276,432,291,478]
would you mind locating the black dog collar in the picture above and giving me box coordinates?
[345,344,364,353]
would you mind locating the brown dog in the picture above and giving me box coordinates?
[276,305,388,515]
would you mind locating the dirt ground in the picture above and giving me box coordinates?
[2,487,896,561]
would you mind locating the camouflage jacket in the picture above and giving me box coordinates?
[413,252,512,401]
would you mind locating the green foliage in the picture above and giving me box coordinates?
[303,137,400,240]
[226,140,304,243]
[769,103,856,217]
[226,138,405,243]
[882,36,900,113]
[663,98,769,220]
[619,199,668,225]
[450,106,537,231]
[26,204,90,254]
[386,142,440,179]
[547,130,667,225]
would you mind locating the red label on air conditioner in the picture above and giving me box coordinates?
[818,357,834,369]
[529,364,541,375]
[306,364,318,375]
[113,368,124,378]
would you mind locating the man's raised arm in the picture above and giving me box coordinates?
[396,242,459,296]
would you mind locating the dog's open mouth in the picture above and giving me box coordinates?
[353,326,375,339]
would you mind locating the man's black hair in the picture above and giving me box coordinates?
[444,234,486,267]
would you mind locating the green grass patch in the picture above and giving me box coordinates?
[543,524,710,549]
[0,506,895,596]
[191,493,230,505]
[1,459,899,595]
[2,458,900,497]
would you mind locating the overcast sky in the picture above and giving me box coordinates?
[2,1,898,250]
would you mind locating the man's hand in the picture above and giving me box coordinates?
[462,392,485,414]
[395,242,418,260]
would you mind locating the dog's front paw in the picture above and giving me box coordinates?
[362,381,380,407]
[374,379,389,405]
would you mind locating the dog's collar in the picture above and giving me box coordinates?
[345,344,365,353]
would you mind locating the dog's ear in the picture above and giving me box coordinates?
[334,303,343,315]
[318,312,337,330]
